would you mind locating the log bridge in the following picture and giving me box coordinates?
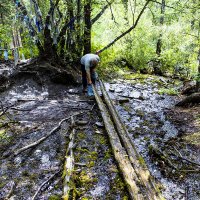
[92,80,165,200]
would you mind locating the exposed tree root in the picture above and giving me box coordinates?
[32,170,61,200]
[176,93,200,106]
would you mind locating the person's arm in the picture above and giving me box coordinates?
[85,60,92,84]
[86,69,92,84]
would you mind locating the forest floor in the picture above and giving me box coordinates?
[0,62,199,200]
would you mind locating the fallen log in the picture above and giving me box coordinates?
[92,85,144,200]
[63,116,76,200]
[99,80,164,200]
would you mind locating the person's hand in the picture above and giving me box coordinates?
[87,84,94,96]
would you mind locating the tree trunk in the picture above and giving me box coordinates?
[197,48,200,90]
[76,0,82,57]
[83,0,91,54]
[156,0,165,56]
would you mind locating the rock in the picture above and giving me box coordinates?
[159,77,167,84]
[76,120,88,126]
[95,129,103,134]
[95,122,104,127]
[134,83,143,89]
[109,88,115,92]
[118,98,130,103]
[115,88,123,93]
[129,91,141,98]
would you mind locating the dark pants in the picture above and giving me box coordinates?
[81,64,95,88]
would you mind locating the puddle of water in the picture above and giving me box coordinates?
[104,77,199,200]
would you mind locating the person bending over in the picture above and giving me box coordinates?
[80,53,100,96]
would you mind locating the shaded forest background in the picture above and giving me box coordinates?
[0,0,199,86]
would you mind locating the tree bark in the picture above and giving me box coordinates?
[91,0,115,25]
[42,0,60,60]
[83,0,92,54]
[156,0,165,56]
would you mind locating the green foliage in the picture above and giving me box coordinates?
[92,0,200,78]
[158,88,178,95]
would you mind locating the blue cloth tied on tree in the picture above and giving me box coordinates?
[4,50,8,61]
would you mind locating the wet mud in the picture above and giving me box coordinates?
[0,64,128,200]
[103,74,200,200]
[0,63,199,200]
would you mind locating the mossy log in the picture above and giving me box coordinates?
[93,85,144,200]
[99,80,165,200]
[63,117,76,200]
[176,93,200,106]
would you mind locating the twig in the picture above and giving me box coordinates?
[13,112,84,156]
[0,101,15,117]
[32,170,60,200]
[5,181,15,200]
[180,169,200,173]
[10,107,33,112]
[185,185,189,200]
[90,103,96,111]
[171,147,200,167]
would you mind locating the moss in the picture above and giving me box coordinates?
[112,174,126,191]
[0,128,6,136]
[48,195,61,200]
[104,149,112,160]
[158,88,178,95]
[123,105,131,112]
[140,120,149,126]
[123,73,150,81]
[75,171,97,190]
[87,161,95,168]
[138,156,146,168]
[135,109,145,118]
[77,132,86,140]
[183,132,200,147]
[95,134,107,145]
[22,170,29,177]
[29,173,38,180]
[0,181,7,189]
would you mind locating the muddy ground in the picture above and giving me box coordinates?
[0,63,199,200]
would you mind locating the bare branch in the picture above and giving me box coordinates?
[97,0,151,53]
[91,0,115,25]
